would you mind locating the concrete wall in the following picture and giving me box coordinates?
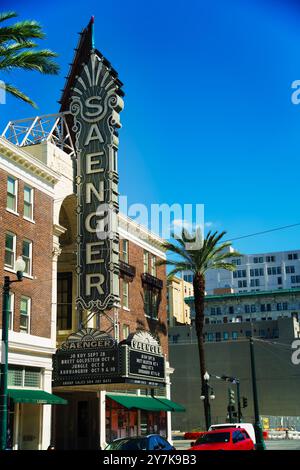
[169,319,300,431]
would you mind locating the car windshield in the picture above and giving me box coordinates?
[195,432,230,444]
[105,438,148,450]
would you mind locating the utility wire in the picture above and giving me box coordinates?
[223,222,300,243]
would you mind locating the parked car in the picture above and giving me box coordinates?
[105,435,176,451]
[189,427,254,451]
[209,423,256,444]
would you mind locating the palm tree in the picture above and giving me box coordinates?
[158,228,241,429]
[0,11,59,107]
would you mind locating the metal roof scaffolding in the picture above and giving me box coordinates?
[1,112,76,158]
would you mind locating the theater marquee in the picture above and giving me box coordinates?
[53,329,166,388]
[69,41,124,312]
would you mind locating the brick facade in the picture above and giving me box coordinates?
[97,238,168,358]
[120,240,168,357]
[0,167,53,338]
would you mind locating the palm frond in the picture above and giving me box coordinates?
[0,40,37,55]
[0,49,59,74]
[0,20,45,44]
[0,12,18,23]
[209,262,237,272]
[1,81,37,107]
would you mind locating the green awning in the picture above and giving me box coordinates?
[8,389,67,405]
[107,394,185,412]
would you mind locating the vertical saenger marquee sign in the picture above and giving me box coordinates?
[69,29,124,312]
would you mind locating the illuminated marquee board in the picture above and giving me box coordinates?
[53,329,166,388]
[69,39,124,312]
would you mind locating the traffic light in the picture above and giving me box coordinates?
[242,397,248,408]
[228,388,235,405]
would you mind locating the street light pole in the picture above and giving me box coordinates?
[236,380,241,423]
[249,335,266,451]
[201,372,213,430]
[0,276,10,451]
[0,258,26,451]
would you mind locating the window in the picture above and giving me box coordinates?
[211,307,216,315]
[253,257,263,264]
[228,306,234,314]
[238,280,247,288]
[123,280,129,309]
[283,302,288,310]
[22,239,32,276]
[232,259,241,265]
[277,303,282,311]
[250,279,260,287]
[223,332,229,340]
[24,186,34,220]
[278,277,282,285]
[215,332,221,342]
[286,266,295,274]
[8,292,14,330]
[233,270,246,279]
[151,292,159,319]
[232,331,238,340]
[121,239,129,263]
[207,333,214,342]
[7,176,17,212]
[144,289,159,319]
[251,305,256,313]
[216,307,221,315]
[5,232,16,269]
[57,272,72,330]
[266,256,276,263]
[291,275,300,284]
[288,253,298,260]
[143,251,149,273]
[244,305,250,314]
[20,296,30,333]
[151,254,157,277]
[8,366,41,388]
[122,324,129,340]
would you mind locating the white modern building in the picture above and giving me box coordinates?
[183,247,300,295]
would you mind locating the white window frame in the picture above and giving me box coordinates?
[122,324,129,340]
[122,239,128,263]
[22,239,33,277]
[143,250,149,273]
[8,292,14,331]
[4,232,16,270]
[23,185,34,221]
[6,175,18,214]
[151,254,157,277]
[122,280,129,309]
[20,296,31,334]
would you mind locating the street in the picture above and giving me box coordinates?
[173,439,300,450]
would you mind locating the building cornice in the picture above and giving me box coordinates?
[0,137,60,186]
[118,212,167,258]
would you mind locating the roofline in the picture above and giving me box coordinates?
[0,137,60,185]
[185,287,300,303]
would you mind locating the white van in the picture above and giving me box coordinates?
[209,423,256,444]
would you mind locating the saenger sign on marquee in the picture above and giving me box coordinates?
[69,45,124,312]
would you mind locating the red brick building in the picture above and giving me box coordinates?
[0,136,62,449]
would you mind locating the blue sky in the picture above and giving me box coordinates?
[1,0,300,255]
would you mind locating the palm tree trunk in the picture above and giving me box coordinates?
[193,272,210,430]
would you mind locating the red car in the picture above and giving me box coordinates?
[189,427,254,451]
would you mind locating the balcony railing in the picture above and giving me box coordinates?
[141,272,163,290]
[119,260,136,279]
